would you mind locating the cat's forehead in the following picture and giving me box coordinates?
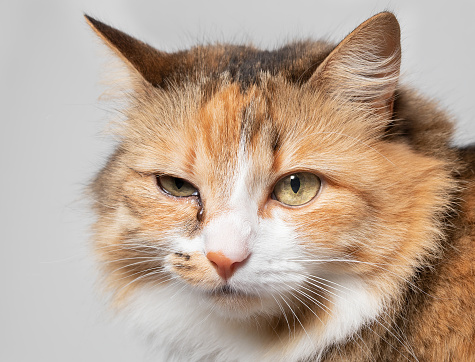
[191,82,276,199]
[123,76,380,187]
[125,80,274,165]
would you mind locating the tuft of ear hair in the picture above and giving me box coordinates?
[84,14,178,88]
[309,12,401,118]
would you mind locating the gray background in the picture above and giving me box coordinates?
[1,0,474,361]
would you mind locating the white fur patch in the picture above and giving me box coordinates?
[121,138,385,361]
[124,269,383,361]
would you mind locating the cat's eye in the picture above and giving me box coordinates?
[157,176,198,197]
[273,172,321,206]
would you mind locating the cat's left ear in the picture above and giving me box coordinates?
[309,12,401,118]
[85,15,177,88]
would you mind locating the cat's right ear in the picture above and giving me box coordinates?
[85,15,175,88]
[309,12,401,119]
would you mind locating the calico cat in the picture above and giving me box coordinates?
[87,12,475,361]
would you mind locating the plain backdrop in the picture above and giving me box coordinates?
[1,1,474,361]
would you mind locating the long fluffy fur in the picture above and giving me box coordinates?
[88,12,475,361]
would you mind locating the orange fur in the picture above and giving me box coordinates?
[88,12,475,361]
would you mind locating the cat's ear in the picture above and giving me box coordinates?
[85,15,176,87]
[309,12,401,118]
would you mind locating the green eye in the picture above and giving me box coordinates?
[157,176,198,197]
[273,172,321,206]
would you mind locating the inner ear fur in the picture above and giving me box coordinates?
[85,15,178,88]
[309,12,401,118]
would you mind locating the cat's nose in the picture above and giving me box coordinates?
[206,251,249,281]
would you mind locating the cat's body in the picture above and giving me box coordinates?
[87,13,475,361]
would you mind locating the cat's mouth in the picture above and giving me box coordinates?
[209,285,254,299]
[205,284,276,316]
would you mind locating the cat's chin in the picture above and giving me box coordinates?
[202,285,275,318]
[208,285,260,307]
[209,284,248,297]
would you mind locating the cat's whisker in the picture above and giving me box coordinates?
[105,258,163,276]
[281,281,330,322]
[303,273,356,293]
[94,244,161,255]
[113,271,173,298]
[95,244,169,258]
[295,274,348,303]
[275,274,331,309]
[377,316,419,362]
[302,277,360,304]
[371,317,419,362]
[111,265,165,284]
[101,255,162,264]
[290,258,431,297]
[169,283,189,301]
[270,292,292,336]
[302,274,354,297]
[283,290,315,344]
[369,321,417,362]
[95,242,164,253]
[277,292,298,335]
[299,284,340,311]
[280,275,337,312]
[353,330,376,362]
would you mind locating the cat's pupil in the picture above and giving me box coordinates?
[290,175,300,194]
[175,178,184,189]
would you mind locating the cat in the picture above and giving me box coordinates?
[87,12,475,361]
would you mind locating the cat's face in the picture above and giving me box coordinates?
[93,77,447,320]
[90,13,452,333]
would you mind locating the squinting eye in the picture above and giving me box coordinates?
[157,176,198,197]
[273,172,321,206]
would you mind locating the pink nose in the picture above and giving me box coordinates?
[206,251,249,280]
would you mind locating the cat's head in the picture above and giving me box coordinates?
[88,13,453,328]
